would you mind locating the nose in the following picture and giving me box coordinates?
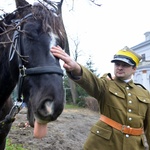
[115,63,123,69]
[36,99,54,123]
[35,98,63,123]
[118,65,123,69]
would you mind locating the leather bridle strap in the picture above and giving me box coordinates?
[20,66,63,76]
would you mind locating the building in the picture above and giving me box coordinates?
[132,32,150,90]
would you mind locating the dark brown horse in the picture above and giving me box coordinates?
[0,0,69,149]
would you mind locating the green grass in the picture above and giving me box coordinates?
[6,139,26,150]
[65,104,81,109]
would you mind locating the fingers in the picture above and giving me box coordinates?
[51,46,69,61]
[51,46,65,56]
[51,46,71,69]
[50,46,81,73]
[51,45,64,53]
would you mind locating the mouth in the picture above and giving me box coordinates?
[29,96,64,139]
[117,71,124,75]
[33,120,48,139]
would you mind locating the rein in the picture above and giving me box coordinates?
[0,13,64,130]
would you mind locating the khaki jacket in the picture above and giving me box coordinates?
[69,65,150,150]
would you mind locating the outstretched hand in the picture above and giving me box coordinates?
[51,46,82,76]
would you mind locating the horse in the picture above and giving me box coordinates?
[0,0,69,149]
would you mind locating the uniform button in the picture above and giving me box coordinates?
[128,109,132,112]
[128,93,131,96]
[129,117,132,121]
[129,100,132,104]
[126,87,129,90]
[96,131,100,134]
[115,93,118,95]
[143,99,146,102]
[126,134,130,138]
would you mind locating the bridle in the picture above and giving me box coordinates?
[0,13,64,130]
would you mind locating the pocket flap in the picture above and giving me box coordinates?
[109,87,125,99]
[91,125,112,140]
[137,96,150,104]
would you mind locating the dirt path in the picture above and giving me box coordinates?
[8,107,99,150]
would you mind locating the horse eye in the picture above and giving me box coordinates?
[24,31,38,40]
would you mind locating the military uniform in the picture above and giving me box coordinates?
[68,47,150,150]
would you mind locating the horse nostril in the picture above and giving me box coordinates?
[44,101,53,114]
[39,100,53,116]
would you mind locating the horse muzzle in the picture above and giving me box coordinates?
[34,98,64,124]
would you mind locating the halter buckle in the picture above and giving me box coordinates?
[19,65,27,77]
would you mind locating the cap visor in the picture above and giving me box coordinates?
[111,58,134,66]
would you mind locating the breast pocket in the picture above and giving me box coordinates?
[106,87,125,110]
[91,125,112,140]
[137,96,150,117]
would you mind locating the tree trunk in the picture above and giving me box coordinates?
[68,79,78,104]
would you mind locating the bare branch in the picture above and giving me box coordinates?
[89,0,102,6]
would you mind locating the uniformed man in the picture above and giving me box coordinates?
[51,46,150,150]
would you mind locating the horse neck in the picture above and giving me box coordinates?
[0,46,19,108]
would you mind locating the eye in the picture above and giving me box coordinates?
[23,23,39,40]
[122,64,130,67]
[24,30,38,40]
[115,62,120,66]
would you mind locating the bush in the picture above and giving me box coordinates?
[83,97,99,112]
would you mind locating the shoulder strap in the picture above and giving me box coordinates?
[107,73,114,80]
[102,73,114,80]
[134,83,147,90]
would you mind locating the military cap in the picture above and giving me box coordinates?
[111,46,142,66]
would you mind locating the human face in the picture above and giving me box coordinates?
[114,61,136,80]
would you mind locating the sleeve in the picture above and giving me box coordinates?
[67,64,108,100]
[67,71,81,80]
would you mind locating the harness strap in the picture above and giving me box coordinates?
[0,102,22,133]
[100,115,144,136]
[20,66,63,76]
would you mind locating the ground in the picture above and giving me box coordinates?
[8,107,99,150]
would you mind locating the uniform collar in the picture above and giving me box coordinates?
[114,77,134,88]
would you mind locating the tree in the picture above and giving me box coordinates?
[63,0,101,104]
[85,55,100,77]
[68,0,101,10]
[64,37,82,104]
[64,49,100,106]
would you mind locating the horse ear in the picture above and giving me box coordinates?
[15,0,29,8]
[58,0,70,55]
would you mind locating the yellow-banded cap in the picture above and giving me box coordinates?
[111,46,142,66]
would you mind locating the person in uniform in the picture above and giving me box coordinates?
[51,45,150,150]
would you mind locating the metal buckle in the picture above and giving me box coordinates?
[20,65,27,77]
[121,125,126,133]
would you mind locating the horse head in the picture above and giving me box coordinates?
[13,0,68,137]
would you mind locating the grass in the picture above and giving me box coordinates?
[6,139,26,150]
[65,104,81,109]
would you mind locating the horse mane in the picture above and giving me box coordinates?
[31,3,66,48]
[0,2,66,49]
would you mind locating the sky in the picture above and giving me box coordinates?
[1,0,150,75]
